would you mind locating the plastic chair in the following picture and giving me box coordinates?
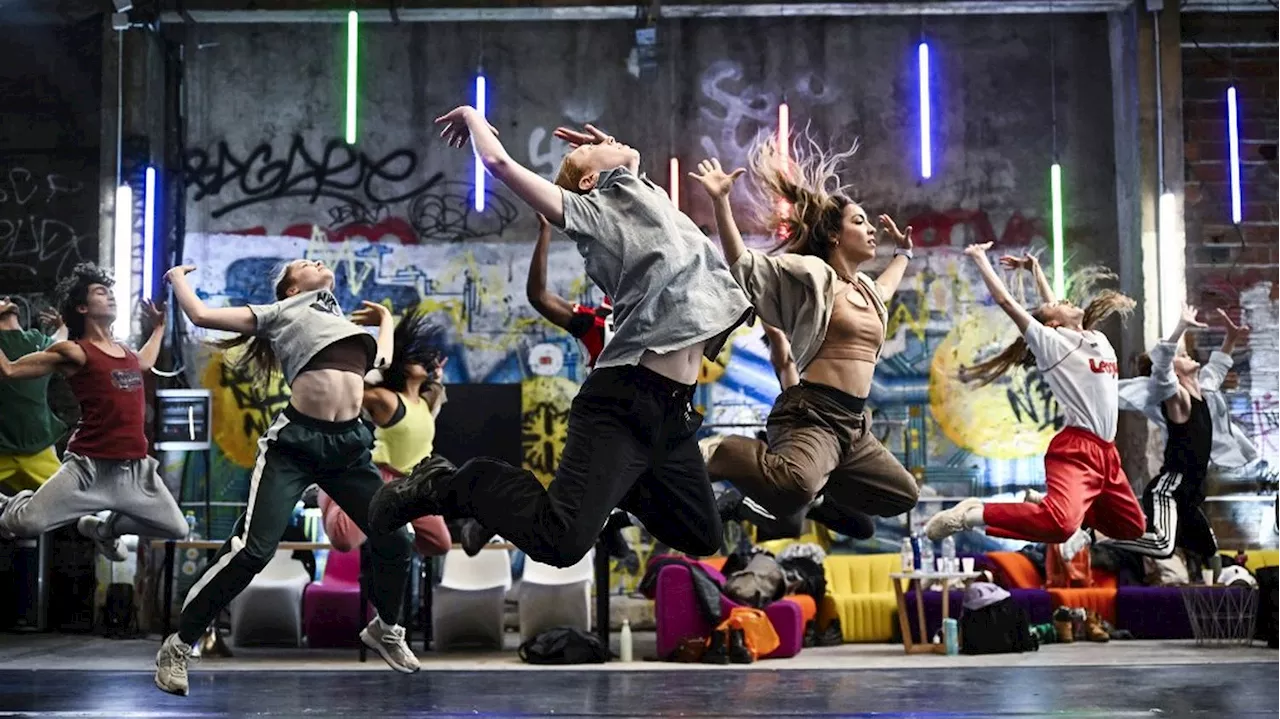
[303,548,373,648]
[517,549,594,642]
[432,547,512,650]
[230,550,311,647]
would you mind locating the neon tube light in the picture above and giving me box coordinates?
[474,74,487,212]
[113,184,133,339]
[919,42,932,179]
[669,157,680,210]
[1227,86,1242,224]
[142,167,156,301]
[778,103,789,170]
[1050,163,1065,299]
[1157,191,1184,336]
[345,11,358,144]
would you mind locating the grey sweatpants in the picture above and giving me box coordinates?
[0,452,188,540]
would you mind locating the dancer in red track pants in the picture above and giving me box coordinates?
[924,243,1146,545]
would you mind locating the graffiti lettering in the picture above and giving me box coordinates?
[698,60,837,166]
[0,216,85,281]
[1005,371,1063,432]
[407,181,519,244]
[906,208,1047,249]
[184,137,445,219]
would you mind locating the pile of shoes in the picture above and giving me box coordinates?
[701,627,754,664]
[1032,606,1126,645]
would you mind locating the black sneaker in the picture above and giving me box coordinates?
[458,519,494,557]
[701,629,729,665]
[727,627,754,664]
[817,618,844,647]
[368,455,458,536]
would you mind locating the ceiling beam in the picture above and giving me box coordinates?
[158,1,1134,23]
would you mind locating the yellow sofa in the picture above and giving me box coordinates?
[823,553,901,642]
[1219,548,1279,574]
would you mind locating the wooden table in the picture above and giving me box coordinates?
[890,571,980,654]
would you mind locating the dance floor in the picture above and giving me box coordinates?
[0,665,1277,717]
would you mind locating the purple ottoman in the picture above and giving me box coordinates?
[1115,586,1193,639]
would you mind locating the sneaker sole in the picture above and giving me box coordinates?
[153,655,189,696]
[359,628,420,674]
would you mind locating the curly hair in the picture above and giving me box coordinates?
[379,307,447,393]
[748,128,860,260]
[54,262,115,340]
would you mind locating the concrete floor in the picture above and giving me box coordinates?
[0,632,1275,717]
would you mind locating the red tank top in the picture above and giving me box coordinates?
[66,341,148,459]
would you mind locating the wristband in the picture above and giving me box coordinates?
[894,247,914,260]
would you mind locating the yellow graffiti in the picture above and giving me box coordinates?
[929,305,1056,459]
[201,348,292,469]
[520,376,580,487]
[699,323,755,385]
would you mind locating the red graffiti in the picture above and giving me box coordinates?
[905,209,1047,249]
[222,218,418,246]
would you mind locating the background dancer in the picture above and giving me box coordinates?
[688,148,919,532]
[0,263,187,562]
[156,260,415,697]
[924,243,1145,544]
[527,213,612,370]
[368,112,753,569]
[715,323,874,542]
[318,308,452,558]
[0,298,67,493]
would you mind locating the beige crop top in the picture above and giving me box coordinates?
[810,279,884,363]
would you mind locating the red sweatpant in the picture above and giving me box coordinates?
[984,427,1146,544]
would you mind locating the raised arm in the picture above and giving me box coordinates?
[135,300,166,371]
[999,253,1056,304]
[873,215,914,301]
[436,106,565,226]
[1201,308,1249,391]
[966,243,1035,332]
[165,266,258,333]
[351,301,394,371]
[688,158,748,266]
[39,308,69,342]
[0,341,83,381]
[1160,305,1208,423]
[761,323,799,389]
[527,214,575,329]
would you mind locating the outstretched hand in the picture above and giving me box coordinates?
[1180,303,1207,328]
[879,215,913,251]
[165,265,197,283]
[435,106,498,149]
[998,254,1038,271]
[1217,307,1250,343]
[140,300,166,332]
[963,242,993,259]
[553,123,613,149]
[688,158,745,199]
[38,308,63,332]
[351,300,392,327]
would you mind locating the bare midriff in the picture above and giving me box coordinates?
[802,279,884,399]
[639,341,708,386]
[289,369,366,422]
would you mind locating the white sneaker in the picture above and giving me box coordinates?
[1022,489,1046,505]
[77,516,127,561]
[699,435,725,464]
[925,498,983,541]
[154,633,193,696]
[360,618,420,673]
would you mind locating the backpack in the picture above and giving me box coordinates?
[518,627,611,664]
[959,596,1038,655]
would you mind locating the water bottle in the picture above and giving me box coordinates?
[900,537,914,573]
[941,536,957,574]
[910,534,922,571]
[942,618,959,655]
[619,619,633,662]
[919,535,935,573]
[184,511,199,540]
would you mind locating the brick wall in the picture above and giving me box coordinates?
[1183,13,1278,313]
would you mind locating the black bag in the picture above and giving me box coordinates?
[518,627,611,665]
[1255,567,1278,649]
[99,582,140,638]
[960,597,1038,655]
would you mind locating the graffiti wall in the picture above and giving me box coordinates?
[168,15,1273,557]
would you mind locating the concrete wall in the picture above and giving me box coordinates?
[1181,12,1279,548]
[175,15,1122,547]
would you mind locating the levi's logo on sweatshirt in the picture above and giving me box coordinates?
[1089,358,1118,376]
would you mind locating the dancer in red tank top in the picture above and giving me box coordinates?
[0,263,188,560]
